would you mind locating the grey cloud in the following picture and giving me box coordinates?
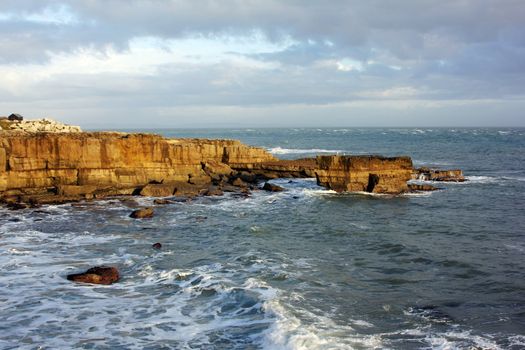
[0,1,524,126]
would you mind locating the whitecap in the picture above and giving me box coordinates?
[268,147,344,155]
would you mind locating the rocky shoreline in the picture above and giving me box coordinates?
[0,128,466,285]
[0,130,465,209]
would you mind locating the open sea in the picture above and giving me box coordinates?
[1,127,524,349]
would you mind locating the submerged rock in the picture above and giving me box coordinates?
[153,198,174,205]
[67,266,119,285]
[262,182,285,192]
[130,207,154,219]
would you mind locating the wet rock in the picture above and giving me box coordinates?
[152,242,162,249]
[231,177,247,187]
[202,187,224,196]
[262,182,285,192]
[408,184,439,191]
[238,171,259,183]
[67,266,119,285]
[153,198,174,205]
[412,167,465,182]
[140,184,176,197]
[6,202,28,210]
[129,207,154,219]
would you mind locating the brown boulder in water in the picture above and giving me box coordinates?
[67,266,119,285]
[408,184,439,191]
[262,182,285,192]
[152,242,162,249]
[130,207,154,219]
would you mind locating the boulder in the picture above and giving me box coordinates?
[130,207,154,219]
[408,184,439,191]
[202,187,224,196]
[152,242,162,249]
[153,198,174,205]
[231,177,247,187]
[238,171,259,183]
[412,168,465,182]
[67,266,119,285]
[262,182,285,192]
[6,201,28,210]
[140,184,176,197]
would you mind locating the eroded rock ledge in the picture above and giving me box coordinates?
[0,131,463,205]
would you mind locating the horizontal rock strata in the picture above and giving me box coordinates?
[315,155,414,194]
[0,130,463,204]
[0,132,276,204]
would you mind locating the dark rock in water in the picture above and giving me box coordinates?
[238,171,259,183]
[153,198,174,205]
[152,242,162,249]
[6,202,28,210]
[408,184,439,191]
[202,187,224,196]
[409,305,454,323]
[67,266,119,285]
[200,288,217,297]
[129,207,154,219]
[262,182,285,192]
[412,167,465,182]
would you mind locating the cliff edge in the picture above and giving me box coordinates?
[0,131,276,204]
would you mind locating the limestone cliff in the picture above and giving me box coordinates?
[315,155,413,194]
[0,132,276,203]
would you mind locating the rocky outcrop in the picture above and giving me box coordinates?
[0,132,277,204]
[262,182,285,192]
[232,158,317,180]
[408,183,439,191]
[315,155,413,194]
[67,266,119,285]
[0,130,464,203]
[412,167,465,182]
[129,207,154,219]
[0,118,82,133]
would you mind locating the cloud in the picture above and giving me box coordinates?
[0,1,524,126]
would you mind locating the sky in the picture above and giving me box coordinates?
[0,0,524,128]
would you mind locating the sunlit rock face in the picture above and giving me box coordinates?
[315,155,414,194]
[0,132,276,203]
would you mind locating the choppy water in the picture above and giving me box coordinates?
[1,128,524,349]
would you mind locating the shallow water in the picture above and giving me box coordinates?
[1,128,524,349]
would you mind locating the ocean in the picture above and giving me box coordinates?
[1,128,524,349]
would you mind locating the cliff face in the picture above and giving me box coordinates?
[0,132,276,201]
[315,155,413,194]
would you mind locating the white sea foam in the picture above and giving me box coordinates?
[262,298,385,350]
[268,147,344,155]
[465,175,498,184]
